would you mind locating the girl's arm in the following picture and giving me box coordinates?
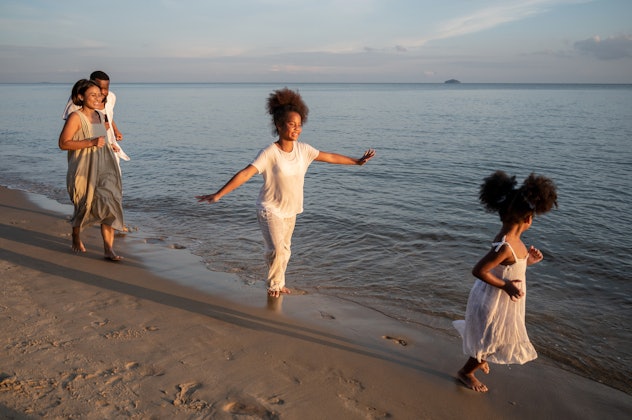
[472,246,525,301]
[196,164,258,204]
[58,113,106,150]
[315,148,375,165]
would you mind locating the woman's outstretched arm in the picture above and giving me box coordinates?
[315,148,375,165]
[196,164,258,203]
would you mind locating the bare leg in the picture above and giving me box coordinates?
[71,226,86,253]
[457,357,489,392]
[101,224,122,261]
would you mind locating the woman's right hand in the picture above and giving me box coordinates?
[502,280,524,302]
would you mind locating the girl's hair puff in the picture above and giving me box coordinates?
[521,173,558,215]
[479,170,557,224]
[266,88,309,135]
[479,170,517,213]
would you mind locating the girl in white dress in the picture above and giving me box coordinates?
[196,88,375,298]
[453,171,557,392]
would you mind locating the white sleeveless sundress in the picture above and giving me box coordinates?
[453,236,537,364]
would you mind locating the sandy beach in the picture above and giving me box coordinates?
[1,185,630,419]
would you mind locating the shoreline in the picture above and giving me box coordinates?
[1,185,631,419]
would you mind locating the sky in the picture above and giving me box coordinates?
[0,0,631,83]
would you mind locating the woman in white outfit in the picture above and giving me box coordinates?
[196,88,375,297]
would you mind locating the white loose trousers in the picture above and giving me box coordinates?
[257,209,296,292]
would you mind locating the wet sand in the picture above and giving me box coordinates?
[1,185,630,419]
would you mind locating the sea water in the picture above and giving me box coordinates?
[1,82,631,394]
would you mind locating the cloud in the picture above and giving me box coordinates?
[574,34,632,60]
[408,0,586,47]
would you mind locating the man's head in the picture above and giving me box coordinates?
[89,70,110,99]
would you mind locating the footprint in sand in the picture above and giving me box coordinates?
[102,327,146,340]
[267,395,285,405]
[223,397,278,418]
[338,394,392,419]
[319,311,335,320]
[173,382,209,410]
[138,364,165,377]
[125,362,139,370]
[87,311,109,328]
[289,288,308,295]
[382,335,408,346]
[144,237,166,244]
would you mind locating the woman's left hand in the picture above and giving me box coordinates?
[196,193,220,204]
[357,149,376,165]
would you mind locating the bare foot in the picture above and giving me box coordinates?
[104,250,123,262]
[267,287,291,298]
[481,361,490,374]
[72,233,86,253]
[457,369,488,392]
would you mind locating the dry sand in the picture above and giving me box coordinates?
[1,185,630,419]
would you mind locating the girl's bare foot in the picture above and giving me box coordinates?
[457,369,489,392]
[72,233,86,253]
[267,286,291,298]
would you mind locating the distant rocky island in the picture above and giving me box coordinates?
[444,79,461,84]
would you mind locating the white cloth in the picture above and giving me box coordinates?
[62,91,130,163]
[453,236,537,365]
[250,141,319,290]
[251,142,319,218]
[257,209,296,291]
